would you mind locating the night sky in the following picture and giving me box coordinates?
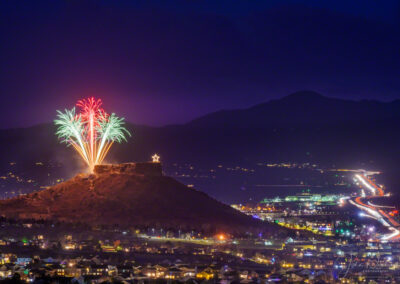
[1,0,399,128]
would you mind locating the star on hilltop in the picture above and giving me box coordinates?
[152,154,160,163]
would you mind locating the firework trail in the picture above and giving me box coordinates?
[54,97,130,171]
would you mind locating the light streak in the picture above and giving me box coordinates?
[359,213,379,220]
[367,201,395,209]
[355,174,376,195]
[54,97,130,171]
[351,173,400,242]
[350,199,381,219]
[381,228,400,241]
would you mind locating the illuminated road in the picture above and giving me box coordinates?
[350,173,400,241]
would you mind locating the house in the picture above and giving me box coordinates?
[116,265,133,277]
[15,256,31,266]
[87,264,108,276]
[141,266,157,278]
[0,264,13,278]
[196,267,215,280]
[164,267,182,279]
[179,266,196,278]
[48,263,65,276]
[285,271,304,282]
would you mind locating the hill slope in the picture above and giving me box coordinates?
[0,163,267,234]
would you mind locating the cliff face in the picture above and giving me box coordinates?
[93,162,162,176]
[0,163,267,234]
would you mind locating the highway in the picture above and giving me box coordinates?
[349,173,400,241]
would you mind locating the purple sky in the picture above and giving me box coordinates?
[1,0,399,128]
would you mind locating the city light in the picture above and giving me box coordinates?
[217,234,225,241]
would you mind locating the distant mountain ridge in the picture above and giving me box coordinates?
[2,91,400,201]
[188,91,400,128]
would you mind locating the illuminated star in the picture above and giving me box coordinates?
[152,154,160,163]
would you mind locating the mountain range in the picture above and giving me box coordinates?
[2,91,400,199]
[189,91,400,128]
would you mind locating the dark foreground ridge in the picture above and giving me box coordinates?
[0,162,270,234]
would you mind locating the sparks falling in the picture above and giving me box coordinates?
[55,97,130,171]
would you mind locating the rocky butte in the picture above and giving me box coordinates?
[0,162,271,234]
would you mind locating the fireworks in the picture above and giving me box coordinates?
[55,97,130,171]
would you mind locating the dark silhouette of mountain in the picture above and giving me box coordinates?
[0,163,269,234]
[1,91,400,168]
[188,91,400,128]
[2,91,400,201]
